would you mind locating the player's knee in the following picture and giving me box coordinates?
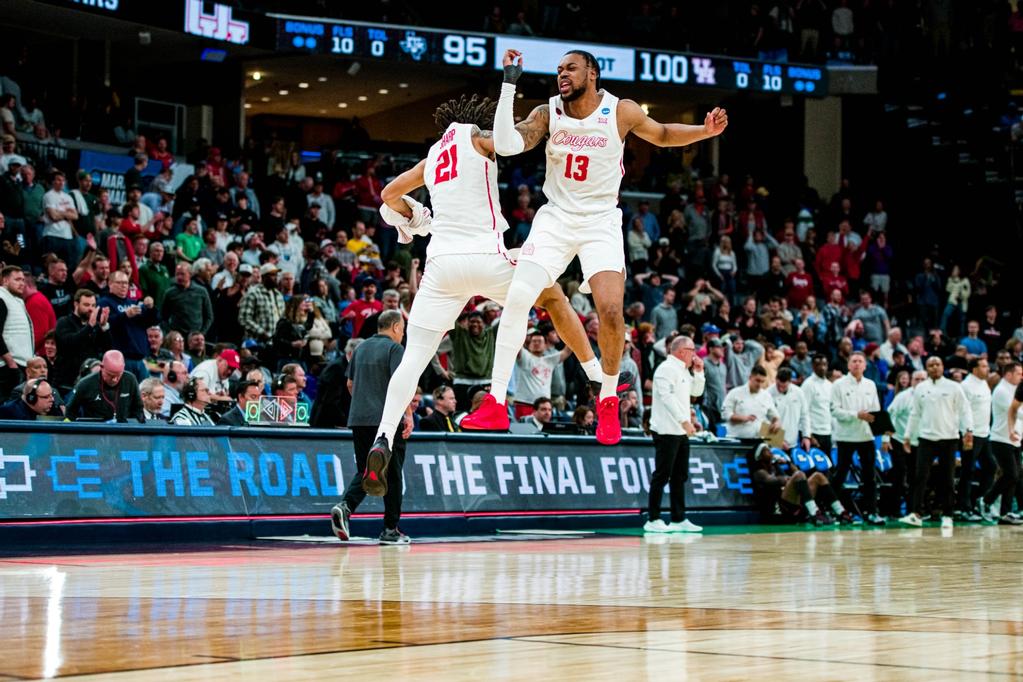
[596,300,623,322]
[535,286,566,310]
[809,472,827,485]
[792,470,807,482]
[506,279,542,312]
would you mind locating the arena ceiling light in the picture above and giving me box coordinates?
[260,96,271,102]
[357,95,367,101]
[317,76,328,82]
[337,102,348,108]
[251,71,262,80]
[378,88,389,95]
[279,89,289,95]
[398,82,408,88]
[298,82,309,88]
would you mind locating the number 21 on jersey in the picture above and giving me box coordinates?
[563,153,589,181]
[435,145,459,184]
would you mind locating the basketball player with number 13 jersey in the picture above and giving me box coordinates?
[462,48,728,445]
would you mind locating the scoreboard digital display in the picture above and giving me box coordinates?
[277,19,493,67]
[274,16,828,97]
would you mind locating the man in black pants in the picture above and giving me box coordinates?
[899,356,973,528]
[981,362,1023,525]
[830,352,886,525]
[643,336,705,533]
[330,310,413,545]
[957,358,991,522]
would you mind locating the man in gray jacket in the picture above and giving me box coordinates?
[725,333,764,390]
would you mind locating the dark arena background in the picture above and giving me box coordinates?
[1,1,1022,678]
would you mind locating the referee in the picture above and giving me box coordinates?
[330,310,413,545]
[644,336,705,534]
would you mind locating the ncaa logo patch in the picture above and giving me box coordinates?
[601,107,610,115]
[522,244,535,255]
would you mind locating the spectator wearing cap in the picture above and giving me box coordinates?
[238,263,285,347]
[268,220,304,277]
[70,170,100,241]
[301,202,329,243]
[161,262,213,336]
[41,170,79,266]
[190,347,240,401]
[308,179,335,229]
[241,231,265,267]
[701,337,727,426]
[0,134,19,173]
[0,155,25,234]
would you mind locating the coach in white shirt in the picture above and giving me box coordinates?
[900,356,973,527]
[831,351,885,525]
[644,336,706,534]
[980,361,1023,524]
[802,354,834,454]
[957,358,992,520]
[722,365,780,439]
[769,367,810,451]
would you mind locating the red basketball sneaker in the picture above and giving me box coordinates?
[459,394,510,431]
[595,396,621,445]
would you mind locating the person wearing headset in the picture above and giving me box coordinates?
[0,378,56,420]
[169,376,215,425]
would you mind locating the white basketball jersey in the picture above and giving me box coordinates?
[423,123,511,260]
[543,90,624,215]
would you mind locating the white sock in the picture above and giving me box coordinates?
[489,266,548,403]
[375,325,447,443]
[831,501,845,515]
[581,357,603,383]
[599,372,620,401]
[805,500,819,516]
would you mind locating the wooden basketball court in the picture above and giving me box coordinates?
[2,525,1022,679]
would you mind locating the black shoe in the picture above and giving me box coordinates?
[330,502,351,541]
[362,436,391,497]
[589,370,636,403]
[837,511,856,525]
[379,527,410,544]
[809,510,829,526]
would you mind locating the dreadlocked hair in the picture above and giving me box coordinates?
[434,94,497,133]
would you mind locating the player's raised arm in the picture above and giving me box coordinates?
[380,159,427,219]
[494,49,549,155]
[622,99,728,148]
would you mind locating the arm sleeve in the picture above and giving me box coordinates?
[494,83,526,156]
[958,385,973,433]
[722,390,736,421]
[905,391,921,442]
[654,370,688,425]
[200,291,214,334]
[799,390,812,440]
[831,382,857,423]
[690,370,706,398]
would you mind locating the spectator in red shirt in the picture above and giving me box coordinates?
[354,161,383,225]
[814,230,844,279]
[22,274,56,352]
[785,258,814,309]
[342,280,382,337]
[842,229,869,285]
[820,261,849,300]
[149,136,174,171]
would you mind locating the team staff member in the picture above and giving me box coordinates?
[958,358,992,521]
[885,370,925,518]
[831,351,885,525]
[802,354,834,454]
[722,365,781,440]
[331,310,413,545]
[644,336,705,534]
[418,385,460,432]
[980,361,1023,524]
[899,356,973,528]
[768,367,811,452]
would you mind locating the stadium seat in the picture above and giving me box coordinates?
[791,448,815,473]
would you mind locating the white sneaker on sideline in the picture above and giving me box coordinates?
[941,516,953,529]
[643,519,671,533]
[667,519,703,533]
[899,513,923,527]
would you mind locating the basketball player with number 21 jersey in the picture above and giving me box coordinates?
[462,49,728,445]
[333,94,607,540]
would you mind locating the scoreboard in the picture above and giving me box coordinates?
[275,17,827,97]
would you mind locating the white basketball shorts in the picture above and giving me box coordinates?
[517,203,626,292]
[408,253,517,332]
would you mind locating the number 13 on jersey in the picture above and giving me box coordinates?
[563,153,589,181]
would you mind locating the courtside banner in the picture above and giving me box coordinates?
[0,425,754,519]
